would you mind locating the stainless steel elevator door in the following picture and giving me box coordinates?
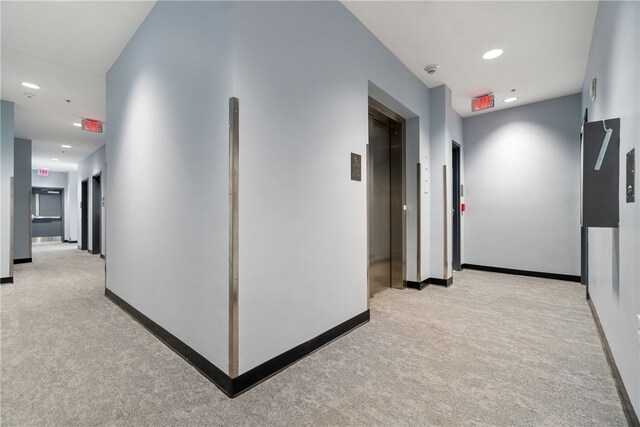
[368,115,403,297]
[369,118,392,296]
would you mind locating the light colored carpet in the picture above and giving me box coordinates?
[1,243,627,426]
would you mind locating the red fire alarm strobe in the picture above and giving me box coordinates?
[461,203,466,212]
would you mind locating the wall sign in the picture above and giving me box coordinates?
[471,94,494,112]
[37,169,49,176]
[351,153,361,181]
[82,119,103,133]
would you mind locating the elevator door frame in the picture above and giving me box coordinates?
[367,96,406,298]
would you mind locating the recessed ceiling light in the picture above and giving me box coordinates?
[21,82,40,90]
[51,158,59,161]
[504,97,518,103]
[483,49,503,60]
[73,122,82,127]
[61,145,72,148]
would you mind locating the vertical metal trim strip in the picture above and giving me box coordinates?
[366,143,371,306]
[443,165,448,279]
[229,97,240,378]
[417,163,421,281]
[9,178,14,277]
[29,189,32,258]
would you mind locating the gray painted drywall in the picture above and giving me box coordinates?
[14,138,31,260]
[581,1,640,413]
[429,85,463,279]
[233,1,430,373]
[1,100,15,279]
[106,2,234,371]
[77,146,105,254]
[463,94,581,276]
[32,170,67,189]
[66,171,78,241]
[107,1,433,375]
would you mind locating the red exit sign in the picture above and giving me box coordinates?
[82,119,103,133]
[471,94,495,112]
[38,169,49,176]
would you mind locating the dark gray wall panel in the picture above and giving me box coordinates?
[13,138,31,259]
[582,118,620,228]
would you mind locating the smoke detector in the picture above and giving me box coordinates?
[24,92,36,99]
[424,64,440,75]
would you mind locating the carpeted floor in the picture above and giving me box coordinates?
[1,243,627,425]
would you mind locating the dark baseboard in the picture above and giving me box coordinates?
[64,240,78,244]
[14,258,32,264]
[406,279,430,290]
[233,309,369,395]
[588,299,640,426]
[1,277,14,284]
[406,277,453,289]
[462,263,580,283]
[100,254,105,260]
[429,277,453,287]
[105,288,369,397]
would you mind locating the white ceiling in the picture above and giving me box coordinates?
[1,1,155,172]
[2,1,597,171]
[343,1,598,117]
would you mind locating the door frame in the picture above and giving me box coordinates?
[452,141,461,271]
[81,179,88,251]
[91,173,101,255]
[31,186,65,243]
[367,96,406,299]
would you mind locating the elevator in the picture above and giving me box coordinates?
[368,98,405,298]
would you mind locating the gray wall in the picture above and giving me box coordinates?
[429,85,464,279]
[14,138,31,260]
[581,1,640,413]
[32,170,67,188]
[463,94,581,276]
[1,100,15,279]
[233,1,430,374]
[66,171,78,242]
[77,146,105,254]
[107,1,433,375]
[106,2,234,371]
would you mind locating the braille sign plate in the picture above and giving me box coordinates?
[351,153,361,181]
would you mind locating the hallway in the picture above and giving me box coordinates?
[0,244,626,425]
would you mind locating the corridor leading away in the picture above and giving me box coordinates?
[1,245,626,425]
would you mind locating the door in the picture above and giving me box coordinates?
[81,179,88,250]
[31,187,64,240]
[92,174,101,255]
[452,142,461,271]
[368,100,404,298]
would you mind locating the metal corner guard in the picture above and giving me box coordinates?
[229,97,239,378]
